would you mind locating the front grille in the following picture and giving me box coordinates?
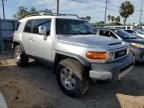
[114,49,127,59]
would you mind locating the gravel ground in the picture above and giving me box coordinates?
[0,58,144,108]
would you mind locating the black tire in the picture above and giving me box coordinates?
[96,80,111,84]
[14,45,29,67]
[56,58,90,97]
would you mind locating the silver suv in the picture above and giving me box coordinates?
[13,15,135,97]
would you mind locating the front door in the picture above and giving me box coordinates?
[29,19,52,60]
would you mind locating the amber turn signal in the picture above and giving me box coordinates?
[86,51,107,59]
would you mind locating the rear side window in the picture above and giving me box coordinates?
[126,30,134,33]
[24,20,33,33]
[16,22,20,31]
[32,19,51,35]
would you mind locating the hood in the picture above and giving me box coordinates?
[58,35,123,47]
[125,38,144,44]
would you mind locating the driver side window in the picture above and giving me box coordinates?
[99,30,117,39]
[109,31,117,39]
[32,19,51,35]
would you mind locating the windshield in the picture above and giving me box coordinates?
[113,29,136,39]
[56,19,93,35]
[136,30,144,34]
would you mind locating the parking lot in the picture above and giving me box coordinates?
[0,57,144,108]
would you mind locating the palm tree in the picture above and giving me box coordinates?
[107,15,111,22]
[30,7,38,15]
[43,9,52,15]
[86,16,91,21]
[117,16,120,22]
[114,16,120,23]
[119,1,134,25]
[111,16,115,22]
[13,6,28,20]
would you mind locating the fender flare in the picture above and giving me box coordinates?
[55,50,91,68]
[13,40,25,53]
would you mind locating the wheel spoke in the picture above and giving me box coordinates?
[60,67,76,90]
[70,78,76,85]
[61,73,66,80]
[67,83,73,90]
[15,50,21,61]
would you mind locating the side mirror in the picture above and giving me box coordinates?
[38,26,47,35]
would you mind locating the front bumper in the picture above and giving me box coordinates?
[89,55,135,80]
[131,46,144,62]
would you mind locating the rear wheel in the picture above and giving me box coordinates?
[14,45,29,67]
[56,58,90,97]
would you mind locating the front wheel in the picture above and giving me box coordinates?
[56,58,90,97]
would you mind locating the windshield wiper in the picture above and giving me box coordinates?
[131,37,137,39]
[58,32,95,35]
[81,32,95,35]
[124,37,137,39]
[71,32,95,35]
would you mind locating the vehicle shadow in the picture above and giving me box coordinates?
[135,61,144,67]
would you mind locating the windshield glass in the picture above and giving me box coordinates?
[136,30,144,34]
[56,19,93,35]
[113,29,136,39]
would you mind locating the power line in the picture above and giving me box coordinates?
[70,0,117,23]
[68,0,143,23]
[70,0,116,11]
[70,0,104,9]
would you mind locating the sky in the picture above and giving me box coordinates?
[0,0,144,24]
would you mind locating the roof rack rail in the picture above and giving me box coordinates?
[53,13,80,19]
[25,9,80,19]
[26,9,53,17]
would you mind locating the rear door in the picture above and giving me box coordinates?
[22,20,34,55]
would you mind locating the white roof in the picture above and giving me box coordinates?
[19,15,81,22]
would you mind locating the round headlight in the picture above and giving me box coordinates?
[106,51,114,62]
[131,43,144,48]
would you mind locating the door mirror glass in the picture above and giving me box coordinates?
[38,26,47,35]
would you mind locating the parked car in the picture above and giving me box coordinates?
[95,28,144,62]
[103,25,133,30]
[13,14,134,97]
[124,29,144,39]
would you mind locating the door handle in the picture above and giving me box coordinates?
[29,37,34,41]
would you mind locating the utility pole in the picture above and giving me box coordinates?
[0,0,6,52]
[57,0,59,15]
[0,19,4,52]
[2,0,6,19]
[104,0,108,23]
[139,0,144,24]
